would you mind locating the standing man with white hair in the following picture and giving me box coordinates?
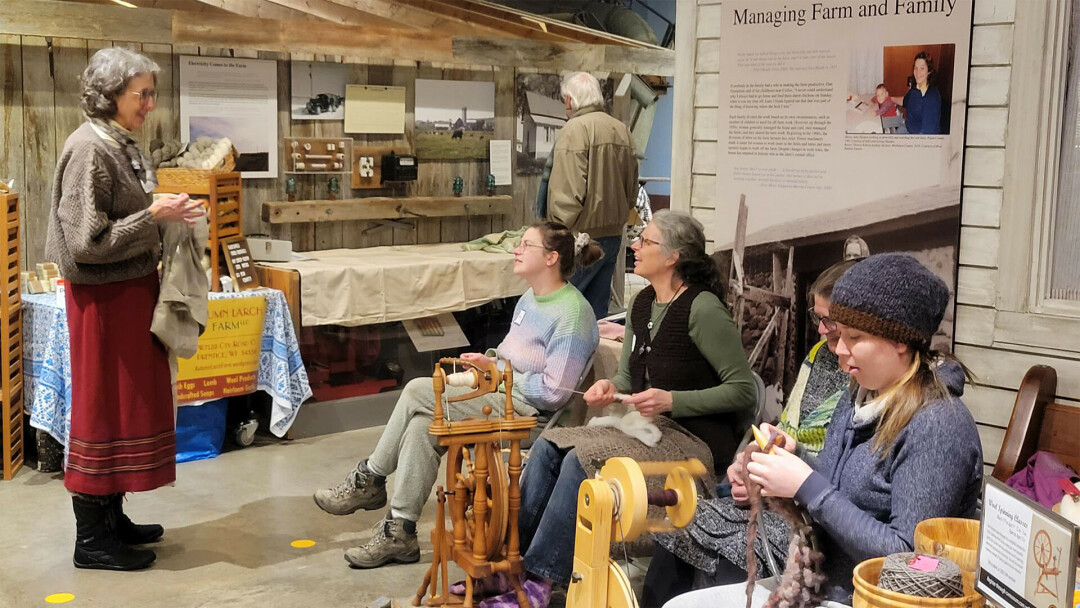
[545,71,638,319]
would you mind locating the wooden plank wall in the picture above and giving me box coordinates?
[953,0,1080,469]
[0,38,535,268]
[685,0,720,250]
[680,0,1080,470]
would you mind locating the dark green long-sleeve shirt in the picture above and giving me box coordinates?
[611,290,757,420]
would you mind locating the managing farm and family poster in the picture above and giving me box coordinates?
[715,1,973,354]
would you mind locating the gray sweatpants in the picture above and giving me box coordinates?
[366,377,537,523]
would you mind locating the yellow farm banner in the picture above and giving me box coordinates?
[177,296,267,404]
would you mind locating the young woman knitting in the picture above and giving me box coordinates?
[663,253,983,607]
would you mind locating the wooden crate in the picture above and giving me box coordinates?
[157,172,243,292]
[0,192,23,480]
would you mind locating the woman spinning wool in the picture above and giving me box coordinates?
[313,221,600,570]
[47,47,205,571]
[664,254,983,607]
[474,210,757,608]
[643,258,858,605]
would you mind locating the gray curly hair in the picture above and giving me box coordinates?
[80,47,160,120]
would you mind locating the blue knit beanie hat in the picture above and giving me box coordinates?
[828,253,950,347]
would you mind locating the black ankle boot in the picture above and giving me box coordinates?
[110,494,164,545]
[72,496,156,571]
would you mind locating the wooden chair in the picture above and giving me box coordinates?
[991,365,1080,482]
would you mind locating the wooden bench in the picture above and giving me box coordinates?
[991,365,1080,482]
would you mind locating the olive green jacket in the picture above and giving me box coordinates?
[546,104,638,238]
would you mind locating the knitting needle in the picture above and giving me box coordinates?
[568,389,630,402]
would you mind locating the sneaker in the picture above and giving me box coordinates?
[314,461,387,516]
[344,517,420,569]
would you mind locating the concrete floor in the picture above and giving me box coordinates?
[0,428,459,607]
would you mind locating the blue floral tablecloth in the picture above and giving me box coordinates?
[23,288,312,449]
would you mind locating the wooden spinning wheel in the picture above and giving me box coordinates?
[450,442,509,562]
[415,358,536,608]
[1032,529,1061,598]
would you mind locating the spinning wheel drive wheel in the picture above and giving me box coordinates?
[448,442,509,561]
[1032,530,1052,568]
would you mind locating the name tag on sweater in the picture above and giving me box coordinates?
[514,310,525,325]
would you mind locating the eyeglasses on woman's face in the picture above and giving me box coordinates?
[631,235,662,249]
[517,239,549,252]
[808,307,837,332]
[128,88,158,105]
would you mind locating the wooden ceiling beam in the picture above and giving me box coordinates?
[0,0,674,74]
[409,0,661,48]
[323,0,555,40]
[184,0,326,21]
[257,0,417,28]
[389,0,580,43]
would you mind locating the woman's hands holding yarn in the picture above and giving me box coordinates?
[620,388,673,417]
[459,353,494,368]
[759,423,797,453]
[150,193,204,225]
[584,379,618,408]
[745,448,813,499]
[728,453,750,505]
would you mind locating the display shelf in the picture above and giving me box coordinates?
[1,192,23,480]
[261,195,512,224]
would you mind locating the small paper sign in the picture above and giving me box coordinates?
[909,555,940,572]
[221,236,260,291]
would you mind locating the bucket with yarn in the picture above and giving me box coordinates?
[852,555,985,608]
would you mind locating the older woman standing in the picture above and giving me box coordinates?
[478,210,757,608]
[46,48,204,571]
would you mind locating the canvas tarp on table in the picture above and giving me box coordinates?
[260,243,529,327]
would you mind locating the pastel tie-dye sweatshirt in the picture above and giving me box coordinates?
[488,284,599,412]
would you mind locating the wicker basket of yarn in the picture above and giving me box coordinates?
[852,556,985,608]
[914,517,980,573]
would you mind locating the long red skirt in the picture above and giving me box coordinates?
[64,273,176,495]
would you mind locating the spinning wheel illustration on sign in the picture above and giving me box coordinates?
[1032,529,1061,599]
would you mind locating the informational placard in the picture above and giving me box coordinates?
[489,139,512,186]
[222,237,260,291]
[977,477,1078,608]
[345,85,406,134]
[176,296,267,404]
[402,313,470,353]
[179,56,278,178]
[714,0,973,352]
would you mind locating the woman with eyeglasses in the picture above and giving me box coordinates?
[46,47,205,571]
[642,258,859,605]
[313,221,601,571]
[473,210,757,608]
[663,254,982,607]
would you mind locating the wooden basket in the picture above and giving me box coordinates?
[853,557,985,608]
[914,518,980,573]
[155,151,236,195]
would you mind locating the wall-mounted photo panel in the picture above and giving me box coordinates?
[179,56,278,178]
[515,73,567,175]
[291,61,346,120]
[711,1,973,392]
[415,79,495,160]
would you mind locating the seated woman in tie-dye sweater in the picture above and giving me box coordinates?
[312,221,602,570]
[642,258,859,606]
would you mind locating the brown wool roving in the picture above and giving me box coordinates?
[742,434,828,608]
[877,552,964,599]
